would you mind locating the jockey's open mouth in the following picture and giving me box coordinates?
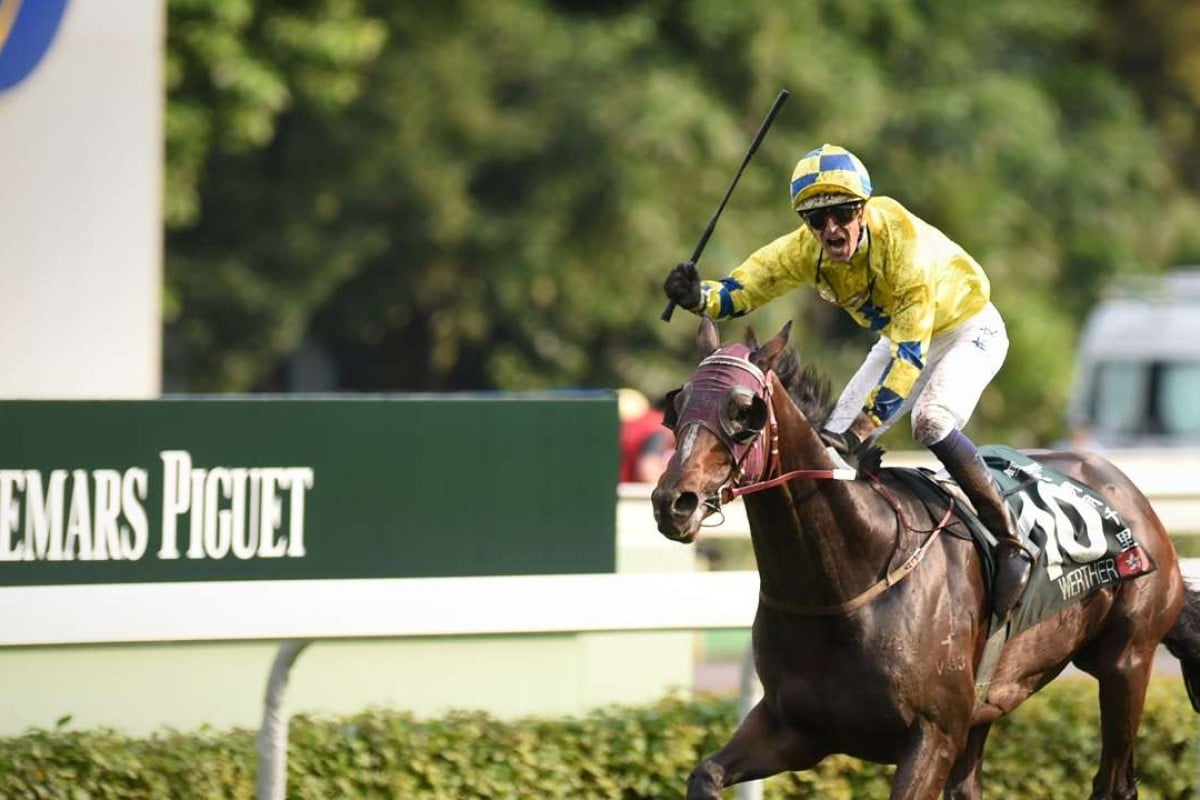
[820,226,855,261]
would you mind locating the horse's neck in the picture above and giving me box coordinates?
[746,392,897,608]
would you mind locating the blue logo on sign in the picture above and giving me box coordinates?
[0,0,70,95]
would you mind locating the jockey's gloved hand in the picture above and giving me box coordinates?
[819,428,863,456]
[663,261,702,311]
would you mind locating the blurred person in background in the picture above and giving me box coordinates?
[618,388,675,483]
[661,143,1031,622]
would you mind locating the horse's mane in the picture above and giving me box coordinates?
[764,344,886,471]
[765,346,834,429]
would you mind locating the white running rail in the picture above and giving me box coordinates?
[253,571,761,800]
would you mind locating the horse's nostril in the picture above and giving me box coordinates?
[651,488,675,516]
[673,492,699,518]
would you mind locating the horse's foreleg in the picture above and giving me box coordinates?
[685,700,824,800]
[890,719,961,800]
[944,723,992,800]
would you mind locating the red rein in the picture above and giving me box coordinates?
[720,368,855,503]
[722,466,855,503]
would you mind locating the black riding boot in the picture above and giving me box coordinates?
[931,431,1033,623]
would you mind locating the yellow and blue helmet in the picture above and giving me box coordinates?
[789,144,873,211]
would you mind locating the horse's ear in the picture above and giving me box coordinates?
[697,317,719,358]
[745,326,760,348]
[754,321,792,371]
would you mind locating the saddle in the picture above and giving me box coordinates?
[886,445,1156,638]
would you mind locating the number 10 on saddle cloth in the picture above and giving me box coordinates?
[981,445,1155,636]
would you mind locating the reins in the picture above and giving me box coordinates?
[722,466,856,503]
[716,374,854,506]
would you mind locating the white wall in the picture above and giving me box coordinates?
[0,1,161,398]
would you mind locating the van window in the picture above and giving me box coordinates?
[1091,362,1148,435]
[1161,362,1200,437]
[1089,360,1200,439]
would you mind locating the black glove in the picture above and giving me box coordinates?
[663,261,702,312]
[819,428,862,456]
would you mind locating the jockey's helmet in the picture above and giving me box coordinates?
[790,144,873,212]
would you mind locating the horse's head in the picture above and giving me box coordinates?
[651,318,792,542]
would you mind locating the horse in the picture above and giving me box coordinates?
[650,318,1200,799]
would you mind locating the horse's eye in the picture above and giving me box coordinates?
[723,388,766,442]
[742,395,767,433]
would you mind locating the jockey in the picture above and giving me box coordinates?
[662,143,1033,622]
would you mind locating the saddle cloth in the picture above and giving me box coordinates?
[888,445,1156,638]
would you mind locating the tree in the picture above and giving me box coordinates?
[164,0,1200,446]
[164,0,386,389]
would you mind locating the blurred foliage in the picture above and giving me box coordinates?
[164,0,1200,445]
[0,680,1194,797]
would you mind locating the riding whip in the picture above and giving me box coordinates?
[660,89,790,322]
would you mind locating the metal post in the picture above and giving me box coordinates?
[256,640,312,800]
[736,639,764,800]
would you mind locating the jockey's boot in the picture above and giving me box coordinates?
[931,431,1033,623]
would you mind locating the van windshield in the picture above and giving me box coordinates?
[1090,361,1200,439]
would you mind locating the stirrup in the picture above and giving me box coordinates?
[991,542,1033,622]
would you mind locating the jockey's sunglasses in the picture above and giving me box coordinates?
[800,202,863,229]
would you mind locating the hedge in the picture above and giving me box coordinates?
[0,678,1194,798]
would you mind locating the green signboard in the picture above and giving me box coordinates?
[0,395,618,586]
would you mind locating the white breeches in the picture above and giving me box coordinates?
[825,303,1009,445]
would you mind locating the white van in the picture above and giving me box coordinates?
[1067,269,1200,448]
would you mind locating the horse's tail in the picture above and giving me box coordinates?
[1163,587,1200,712]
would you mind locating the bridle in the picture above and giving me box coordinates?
[666,344,853,520]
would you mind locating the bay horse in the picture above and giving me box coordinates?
[651,318,1200,799]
